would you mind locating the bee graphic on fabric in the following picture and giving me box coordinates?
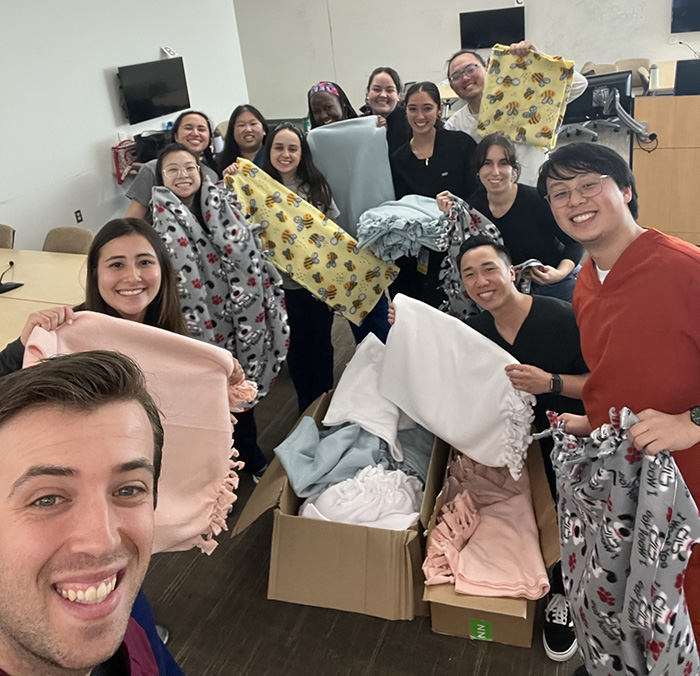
[282,248,294,261]
[241,184,254,196]
[275,211,287,222]
[506,101,520,117]
[330,229,345,245]
[373,283,382,295]
[293,215,306,232]
[531,72,551,87]
[285,263,294,275]
[523,106,541,125]
[241,164,258,178]
[496,75,520,87]
[312,271,324,284]
[344,259,356,272]
[302,214,314,228]
[318,285,337,302]
[326,251,338,268]
[346,241,359,255]
[536,127,554,140]
[488,59,500,74]
[486,89,504,104]
[349,294,367,314]
[541,89,555,105]
[308,233,325,248]
[344,274,358,296]
[384,268,397,280]
[265,192,282,208]
[332,303,347,314]
[510,57,532,70]
[493,109,504,121]
[286,192,302,207]
[249,198,258,216]
[365,266,381,282]
[477,119,491,132]
[265,240,276,251]
[523,87,536,100]
[281,229,297,244]
[560,65,575,81]
[303,252,320,269]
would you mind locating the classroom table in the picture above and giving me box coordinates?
[0,249,86,348]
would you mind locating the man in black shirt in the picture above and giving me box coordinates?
[459,234,588,665]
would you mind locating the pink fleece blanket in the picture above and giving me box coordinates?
[23,312,258,555]
[423,454,549,599]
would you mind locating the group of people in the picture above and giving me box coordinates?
[0,39,698,676]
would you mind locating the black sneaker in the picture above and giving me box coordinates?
[543,593,578,661]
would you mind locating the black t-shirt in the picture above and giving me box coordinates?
[385,106,411,157]
[390,127,478,200]
[468,184,583,268]
[466,295,587,430]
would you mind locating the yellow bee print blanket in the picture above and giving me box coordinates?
[226,159,399,326]
[478,44,575,150]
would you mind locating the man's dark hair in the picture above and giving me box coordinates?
[457,235,513,269]
[536,142,638,219]
[0,351,163,505]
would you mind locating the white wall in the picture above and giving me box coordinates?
[234,0,700,119]
[0,1,248,250]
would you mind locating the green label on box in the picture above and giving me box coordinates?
[469,618,493,642]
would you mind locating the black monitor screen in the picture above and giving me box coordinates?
[118,57,191,125]
[460,7,525,50]
[563,71,632,124]
[672,0,700,34]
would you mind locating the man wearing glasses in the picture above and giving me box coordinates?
[444,41,587,187]
[538,141,700,674]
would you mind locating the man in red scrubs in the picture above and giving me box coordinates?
[538,142,700,672]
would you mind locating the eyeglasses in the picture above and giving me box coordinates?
[448,63,480,84]
[544,175,611,208]
[162,165,199,179]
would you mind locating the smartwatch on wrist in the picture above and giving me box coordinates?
[550,373,563,395]
[689,406,700,426]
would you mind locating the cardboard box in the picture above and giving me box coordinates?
[233,392,451,621]
[423,440,560,647]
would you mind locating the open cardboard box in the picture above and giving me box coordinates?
[232,391,451,621]
[423,439,560,647]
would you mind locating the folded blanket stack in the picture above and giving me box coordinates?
[423,455,549,600]
[357,195,447,263]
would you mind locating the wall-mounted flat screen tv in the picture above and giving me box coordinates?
[672,0,700,34]
[460,7,525,50]
[118,57,190,125]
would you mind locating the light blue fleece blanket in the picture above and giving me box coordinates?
[307,116,395,238]
[274,417,434,498]
[356,195,447,263]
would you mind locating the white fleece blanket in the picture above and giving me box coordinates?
[322,333,406,460]
[379,295,535,479]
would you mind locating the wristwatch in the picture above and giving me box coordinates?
[689,406,700,426]
[550,373,563,395]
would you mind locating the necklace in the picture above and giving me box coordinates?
[410,138,432,166]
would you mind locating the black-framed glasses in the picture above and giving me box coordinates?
[544,175,611,208]
[448,63,480,84]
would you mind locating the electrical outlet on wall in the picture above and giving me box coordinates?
[74,210,83,224]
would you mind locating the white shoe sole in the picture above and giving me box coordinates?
[543,634,578,662]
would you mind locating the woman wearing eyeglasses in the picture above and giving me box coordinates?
[444,42,587,187]
[152,142,289,481]
[438,133,583,302]
[125,110,219,220]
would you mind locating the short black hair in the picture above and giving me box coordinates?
[537,142,638,219]
[457,235,513,269]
